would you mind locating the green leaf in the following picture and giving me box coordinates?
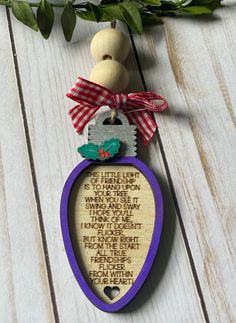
[100,0,120,4]
[142,0,161,7]
[12,0,38,31]
[78,3,106,22]
[185,0,221,11]
[158,0,178,10]
[100,138,120,157]
[179,5,213,14]
[0,0,11,6]
[78,11,112,22]
[141,13,162,25]
[88,3,103,22]
[118,1,143,34]
[78,143,99,160]
[187,0,220,5]
[61,1,76,42]
[37,0,54,39]
[102,4,124,21]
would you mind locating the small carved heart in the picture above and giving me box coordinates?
[104,286,120,300]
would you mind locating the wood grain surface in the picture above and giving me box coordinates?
[69,164,156,303]
[0,1,235,322]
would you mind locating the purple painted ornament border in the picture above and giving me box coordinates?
[60,157,163,312]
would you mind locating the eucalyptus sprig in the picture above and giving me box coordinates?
[0,0,222,41]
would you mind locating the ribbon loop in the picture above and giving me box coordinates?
[113,93,128,110]
[67,76,168,143]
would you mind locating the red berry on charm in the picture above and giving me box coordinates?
[98,148,110,159]
[104,152,110,158]
[98,148,106,159]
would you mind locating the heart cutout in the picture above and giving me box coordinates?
[104,286,120,300]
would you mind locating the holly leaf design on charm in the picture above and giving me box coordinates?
[77,142,99,160]
[78,138,120,161]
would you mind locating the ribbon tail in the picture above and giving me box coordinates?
[129,93,168,112]
[126,110,157,144]
[69,103,99,134]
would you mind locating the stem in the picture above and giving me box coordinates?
[111,19,116,29]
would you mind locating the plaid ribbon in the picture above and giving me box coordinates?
[67,76,168,143]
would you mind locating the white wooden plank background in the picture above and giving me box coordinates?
[0,0,235,322]
[0,9,54,323]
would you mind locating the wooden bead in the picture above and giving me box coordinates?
[90,28,130,63]
[89,60,129,93]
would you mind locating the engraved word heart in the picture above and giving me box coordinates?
[104,286,120,300]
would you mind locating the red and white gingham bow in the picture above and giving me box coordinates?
[67,76,168,143]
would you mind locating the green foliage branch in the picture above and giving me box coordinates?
[0,0,222,41]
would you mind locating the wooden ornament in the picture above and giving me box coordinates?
[89,60,129,92]
[61,158,163,312]
[60,112,163,312]
[90,28,130,62]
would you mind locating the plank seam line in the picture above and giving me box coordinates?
[6,8,60,323]
[128,28,210,323]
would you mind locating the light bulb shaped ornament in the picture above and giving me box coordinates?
[61,109,164,312]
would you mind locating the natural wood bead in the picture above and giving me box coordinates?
[89,60,129,93]
[90,28,130,63]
